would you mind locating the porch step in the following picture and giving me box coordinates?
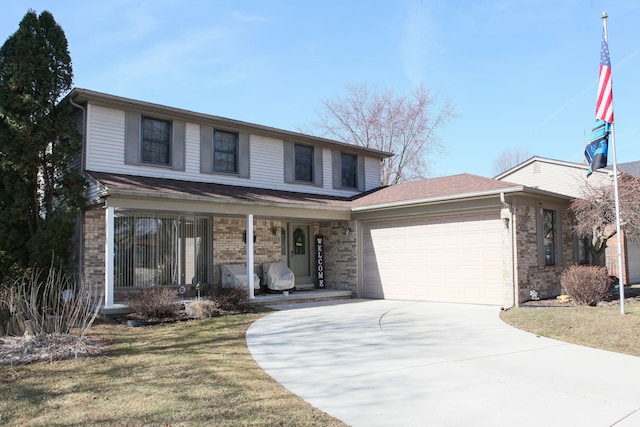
[247,289,353,306]
[97,303,132,319]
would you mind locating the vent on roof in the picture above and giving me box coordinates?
[533,163,541,173]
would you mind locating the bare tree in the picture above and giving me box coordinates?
[570,172,640,263]
[309,82,456,185]
[491,147,531,176]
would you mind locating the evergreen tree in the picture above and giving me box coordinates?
[0,10,84,284]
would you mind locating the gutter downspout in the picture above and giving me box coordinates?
[69,96,87,294]
[68,96,86,174]
[500,192,516,308]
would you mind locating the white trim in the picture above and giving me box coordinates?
[246,214,255,299]
[105,206,115,307]
[495,156,611,180]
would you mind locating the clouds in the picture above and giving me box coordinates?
[71,3,272,104]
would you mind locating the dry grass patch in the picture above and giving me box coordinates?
[0,314,346,426]
[501,301,640,357]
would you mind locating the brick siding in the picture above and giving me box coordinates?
[514,205,575,304]
[212,217,283,284]
[83,209,106,297]
[317,221,358,294]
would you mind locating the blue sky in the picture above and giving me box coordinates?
[2,0,639,178]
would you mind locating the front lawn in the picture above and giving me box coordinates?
[500,300,640,357]
[0,314,346,426]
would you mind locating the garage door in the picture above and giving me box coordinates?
[362,212,504,305]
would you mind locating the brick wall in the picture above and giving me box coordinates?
[79,212,359,300]
[83,209,105,298]
[212,217,283,284]
[514,205,574,304]
[317,220,358,294]
[605,232,628,283]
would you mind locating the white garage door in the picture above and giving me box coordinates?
[362,212,504,305]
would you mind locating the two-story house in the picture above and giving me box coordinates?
[66,89,582,308]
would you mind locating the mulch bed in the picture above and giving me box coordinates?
[520,286,640,307]
[0,333,104,366]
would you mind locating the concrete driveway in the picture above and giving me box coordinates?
[246,299,640,427]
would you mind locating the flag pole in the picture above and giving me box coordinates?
[602,12,625,314]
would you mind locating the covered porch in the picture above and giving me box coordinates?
[87,172,359,310]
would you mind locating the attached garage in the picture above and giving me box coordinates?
[352,173,575,307]
[361,211,505,305]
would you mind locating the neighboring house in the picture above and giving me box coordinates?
[496,156,640,285]
[66,89,581,308]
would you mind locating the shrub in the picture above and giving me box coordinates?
[209,287,248,312]
[126,287,180,319]
[0,265,101,337]
[186,300,220,319]
[560,265,611,306]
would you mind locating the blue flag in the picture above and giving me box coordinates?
[585,119,610,176]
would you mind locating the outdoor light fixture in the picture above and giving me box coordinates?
[243,230,256,243]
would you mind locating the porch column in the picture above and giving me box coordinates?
[105,206,115,308]
[246,214,255,299]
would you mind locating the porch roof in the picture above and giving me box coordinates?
[89,171,570,217]
[88,171,354,211]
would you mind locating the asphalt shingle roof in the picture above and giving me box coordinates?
[351,174,519,207]
[88,172,521,211]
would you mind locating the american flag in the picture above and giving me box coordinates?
[595,29,614,123]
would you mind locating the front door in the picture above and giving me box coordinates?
[288,223,313,288]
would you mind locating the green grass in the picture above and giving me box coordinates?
[0,314,346,426]
[501,301,640,357]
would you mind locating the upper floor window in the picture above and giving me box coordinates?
[341,153,358,189]
[543,209,556,265]
[141,117,171,165]
[214,130,238,174]
[295,144,314,182]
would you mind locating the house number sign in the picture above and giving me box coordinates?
[315,235,325,288]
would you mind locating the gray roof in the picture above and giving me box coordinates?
[609,161,640,176]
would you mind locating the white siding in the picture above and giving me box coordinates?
[322,148,333,192]
[185,123,200,175]
[86,105,125,172]
[500,161,611,198]
[85,102,380,197]
[365,157,381,190]
[250,135,285,186]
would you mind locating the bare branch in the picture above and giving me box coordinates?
[491,147,531,176]
[308,82,457,186]
[570,172,640,255]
